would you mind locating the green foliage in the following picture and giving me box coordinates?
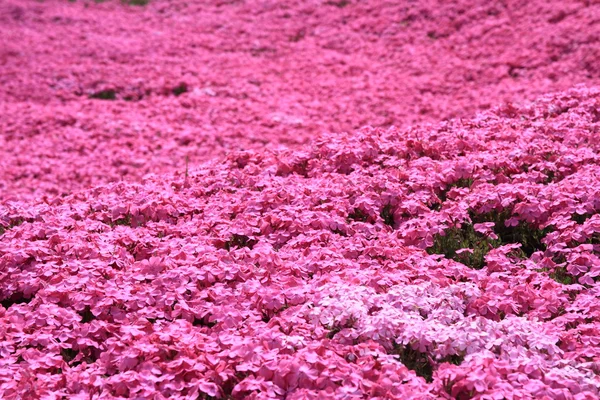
[172,83,188,96]
[108,214,132,227]
[437,177,474,203]
[470,209,551,256]
[348,208,369,222]
[395,345,433,382]
[261,302,291,323]
[445,354,465,366]
[392,343,464,383]
[224,234,257,251]
[89,89,116,100]
[325,315,357,339]
[572,212,595,225]
[427,224,501,269]
[428,207,550,268]
[78,306,96,323]
[60,348,78,364]
[429,202,442,211]
[549,267,575,285]
[326,325,342,339]
[193,316,217,328]
[380,204,395,227]
[542,169,556,184]
[124,0,149,5]
[0,218,25,236]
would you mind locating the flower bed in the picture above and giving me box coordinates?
[1,87,600,398]
[2,0,600,202]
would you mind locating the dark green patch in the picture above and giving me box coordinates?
[348,208,370,223]
[0,218,26,236]
[78,306,96,323]
[572,212,595,225]
[331,228,348,237]
[392,344,465,383]
[60,348,78,364]
[260,303,290,323]
[90,89,117,100]
[193,316,217,328]
[470,209,551,256]
[223,234,257,251]
[542,170,556,184]
[172,83,188,96]
[549,267,575,285]
[108,214,132,227]
[123,0,149,5]
[326,315,357,339]
[427,224,501,269]
[380,204,395,227]
[428,206,548,268]
[437,178,474,203]
[429,202,442,212]
[326,325,342,339]
[444,354,465,366]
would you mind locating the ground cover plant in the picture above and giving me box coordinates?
[2,87,600,398]
[3,0,600,399]
[2,0,600,202]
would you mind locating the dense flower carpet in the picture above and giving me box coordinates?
[2,0,600,399]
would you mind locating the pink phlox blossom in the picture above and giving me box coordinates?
[473,222,499,240]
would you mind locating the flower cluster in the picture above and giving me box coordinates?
[1,87,600,398]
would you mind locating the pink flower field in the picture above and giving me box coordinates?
[2,0,600,399]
